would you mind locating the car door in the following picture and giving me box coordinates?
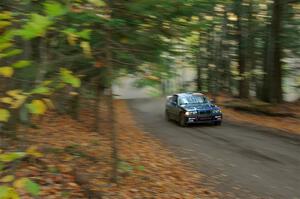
[168,95,178,119]
[175,96,185,118]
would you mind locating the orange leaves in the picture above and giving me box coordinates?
[94,60,104,68]
[3,100,219,198]
[217,94,300,135]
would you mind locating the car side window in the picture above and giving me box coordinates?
[171,95,178,105]
[178,97,187,105]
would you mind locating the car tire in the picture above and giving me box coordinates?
[179,112,187,127]
[214,121,222,126]
[165,110,171,121]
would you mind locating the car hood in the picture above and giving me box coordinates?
[182,103,220,112]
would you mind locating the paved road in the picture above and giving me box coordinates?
[128,98,300,199]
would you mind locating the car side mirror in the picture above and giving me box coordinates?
[210,99,215,104]
[172,101,177,106]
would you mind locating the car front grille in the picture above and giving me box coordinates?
[197,110,211,115]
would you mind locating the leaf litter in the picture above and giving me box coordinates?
[1,100,220,198]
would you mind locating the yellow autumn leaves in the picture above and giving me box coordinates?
[64,28,92,58]
[0,177,40,199]
[0,109,10,122]
[1,90,27,109]
[0,67,14,77]
[26,100,47,115]
[0,175,15,183]
[80,41,92,58]
[0,90,27,122]
[0,90,54,123]
[0,147,42,198]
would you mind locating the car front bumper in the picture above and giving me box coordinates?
[185,115,222,124]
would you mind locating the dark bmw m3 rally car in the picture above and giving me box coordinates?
[165,92,222,126]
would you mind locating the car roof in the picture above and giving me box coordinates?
[175,92,204,97]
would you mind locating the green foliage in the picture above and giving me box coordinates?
[0,186,19,199]
[31,86,51,95]
[60,68,81,88]
[77,29,92,40]
[0,42,12,52]
[0,177,40,198]
[26,100,47,115]
[18,14,53,40]
[0,11,13,20]
[44,1,66,17]
[0,148,43,198]
[0,152,26,163]
[23,179,40,196]
[12,60,31,69]
[136,165,145,171]
[118,161,133,174]
[88,0,106,7]
[0,49,22,59]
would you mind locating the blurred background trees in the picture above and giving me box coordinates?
[0,0,299,128]
[167,0,300,103]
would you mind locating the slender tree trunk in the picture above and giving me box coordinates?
[94,83,101,133]
[35,37,48,84]
[106,0,118,183]
[263,0,284,103]
[236,0,250,98]
[262,26,271,101]
[196,51,202,92]
[196,33,202,91]
[106,43,118,183]
[271,0,283,103]
[247,0,255,97]
[71,88,80,120]
[206,26,214,94]
[221,10,231,93]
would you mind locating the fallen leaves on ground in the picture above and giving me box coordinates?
[1,99,220,198]
[215,94,300,135]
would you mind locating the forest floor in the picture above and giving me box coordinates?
[0,100,220,199]
[216,94,300,135]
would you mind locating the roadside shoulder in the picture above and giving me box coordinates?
[224,118,300,143]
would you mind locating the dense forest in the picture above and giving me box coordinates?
[0,0,299,197]
[1,0,299,124]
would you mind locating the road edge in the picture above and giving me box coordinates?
[224,119,300,142]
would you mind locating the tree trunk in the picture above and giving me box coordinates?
[271,0,283,103]
[236,0,250,99]
[206,26,214,94]
[263,0,284,103]
[71,88,80,120]
[262,26,271,101]
[196,33,202,92]
[196,51,202,92]
[107,0,118,183]
[35,37,48,84]
[94,83,102,133]
[106,43,118,184]
[247,0,255,96]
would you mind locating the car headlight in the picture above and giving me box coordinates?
[212,109,221,114]
[185,111,197,116]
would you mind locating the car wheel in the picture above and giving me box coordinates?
[179,112,187,127]
[214,121,222,126]
[165,110,171,121]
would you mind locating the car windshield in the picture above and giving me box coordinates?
[179,95,208,105]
